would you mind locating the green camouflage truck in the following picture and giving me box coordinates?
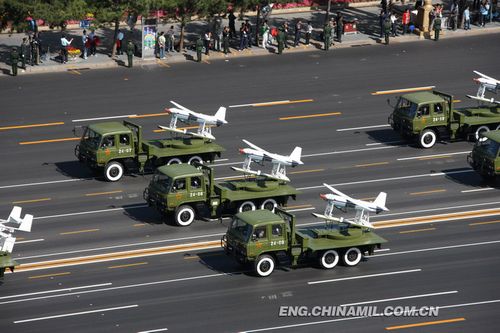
[144,163,299,226]
[222,208,387,277]
[0,252,17,278]
[467,130,500,180]
[388,90,500,148]
[75,121,225,181]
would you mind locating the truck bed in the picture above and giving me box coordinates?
[215,179,299,203]
[142,138,225,158]
[453,107,500,126]
[295,226,387,251]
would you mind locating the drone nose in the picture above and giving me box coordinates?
[164,108,171,114]
[320,194,327,200]
[239,148,245,154]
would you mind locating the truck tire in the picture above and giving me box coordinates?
[475,126,490,141]
[320,250,339,269]
[495,124,500,131]
[188,155,203,165]
[261,198,278,212]
[418,129,436,149]
[167,158,182,165]
[238,201,256,213]
[104,161,124,182]
[255,254,275,277]
[175,205,195,226]
[342,247,362,267]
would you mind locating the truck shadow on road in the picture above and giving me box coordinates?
[443,167,499,189]
[52,160,96,179]
[194,250,251,276]
[365,129,411,146]
[122,204,166,225]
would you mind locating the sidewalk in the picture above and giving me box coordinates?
[1,2,499,76]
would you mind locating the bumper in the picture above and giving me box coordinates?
[75,145,100,168]
[222,235,247,263]
[468,154,496,177]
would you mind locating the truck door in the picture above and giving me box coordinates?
[118,133,134,157]
[250,225,270,255]
[170,178,187,203]
[270,223,287,251]
[188,176,205,201]
[99,134,117,161]
[431,103,446,125]
[415,104,431,130]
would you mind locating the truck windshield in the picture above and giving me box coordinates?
[477,139,500,157]
[82,127,102,150]
[152,172,172,192]
[230,218,252,242]
[396,98,418,118]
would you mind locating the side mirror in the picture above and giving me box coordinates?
[251,234,257,242]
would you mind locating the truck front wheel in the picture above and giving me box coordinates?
[175,205,195,226]
[419,129,436,149]
[255,254,275,277]
[475,126,490,141]
[342,247,362,267]
[320,250,339,269]
[104,161,124,182]
[261,198,278,212]
[238,201,256,213]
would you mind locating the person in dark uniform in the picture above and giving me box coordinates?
[323,22,332,51]
[126,40,134,68]
[383,17,392,45]
[222,26,230,55]
[433,16,442,41]
[196,36,203,62]
[20,37,28,69]
[336,12,344,43]
[11,47,19,76]
[277,28,285,54]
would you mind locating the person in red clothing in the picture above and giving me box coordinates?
[402,8,410,35]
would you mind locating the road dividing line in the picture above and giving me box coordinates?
[469,220,500,226]
[138,328,169,333]
[341,290,457,306]
[308,269,421,285]
[355,161,389,168]
[17,239,45,244]
[385,317,465,330]
[68,69,81,75]
[28,272,71,279]
[12,198,51,204]
[371,86,435,95]
[289,169,324,174]
[0,283,112,300]
[72,115,137,122]
[156,60,171,68]
[108,262,148,269]
[129,113,168,118]
[336,124,390,132]
[399,227,436,234]
[0,178,84,190]
[85,190,123,197]
[133,223,147,227]
[13,304,139,323]
[60,229,100,235]
[279,112,341,120]
[229,99,313,108]
[19,137,80,145]
[366,140,403,146]
[409,189,446,196]
[373,240,500,258]
[0,122,65,131]
[397,151,469,161]
[461,187,495,193]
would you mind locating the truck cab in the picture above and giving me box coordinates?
[468,130,500,180]
[389,91,451,148]
[145,164,208,226]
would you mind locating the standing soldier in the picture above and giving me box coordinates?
[277,27,285,54]
[126,40,134,68]
[383,16,392,45]
[20,37,28,69]
[196,36,203,62]
[222,26,230,55]
[433,15,442,41]
[323,22,332,51]
[336,12,344,43]
[10,47,19,76]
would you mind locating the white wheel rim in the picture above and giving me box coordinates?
[177,207,194,226]
[106,163,123,181]
[420,131,436,148]
[344,248,362,266]
[188,156,203,165]
[239,201,256,213]
[476,126,490,141]
[168,158,182,165]
[321,250,339,269]
[495,124,500,131]
[257,258,274,277]
[261,199,277,212]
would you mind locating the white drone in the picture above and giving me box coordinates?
[466,71,499,105]
[0,206,33,254]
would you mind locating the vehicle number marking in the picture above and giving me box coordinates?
[189,192,204,198]
[270,240,285,246]
[432,116,445,122]
[118,148,132,154]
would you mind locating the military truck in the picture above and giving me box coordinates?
[222,208,387,277]
[388,90,500,148]
[467,130,500,180]
[75,121,225,181]
[144,163,299,226]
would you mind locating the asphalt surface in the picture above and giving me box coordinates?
[0,33,499,332]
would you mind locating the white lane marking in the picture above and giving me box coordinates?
[0,178,85,189]
[241,298,500,332]
[14,304,138,323]
[72,115,137,122]
[372,201,500,219]
[297,169,473,190]
[336,124,390,132]
[16,239,45,244]
[308,269,421,285]
[0,283,112,300]
[34,204,147,220]
[366,141,403,146]
[137,328,169,333]
[397,151,470,161]
[373,240,500,257]
[17,232,225,261]
[302,146,397,158]
[461,188,495,193]
[374,248,390,252]
[213,158,228,162]
[229,100,290,108]
[287,207,316,212]
[341,290,458,306]
[0,273,232,306]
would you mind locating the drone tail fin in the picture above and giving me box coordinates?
[214,107,227,124]
[289,147,303,166]
[373,192,388,212]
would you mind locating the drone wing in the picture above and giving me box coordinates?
[242,140,268,154]
[474,71,500,84]
[323,184,373,211]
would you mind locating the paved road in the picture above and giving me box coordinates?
[0,33,499,332]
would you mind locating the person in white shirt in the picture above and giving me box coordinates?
[60,34,73,63]
[261,20,270,48]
